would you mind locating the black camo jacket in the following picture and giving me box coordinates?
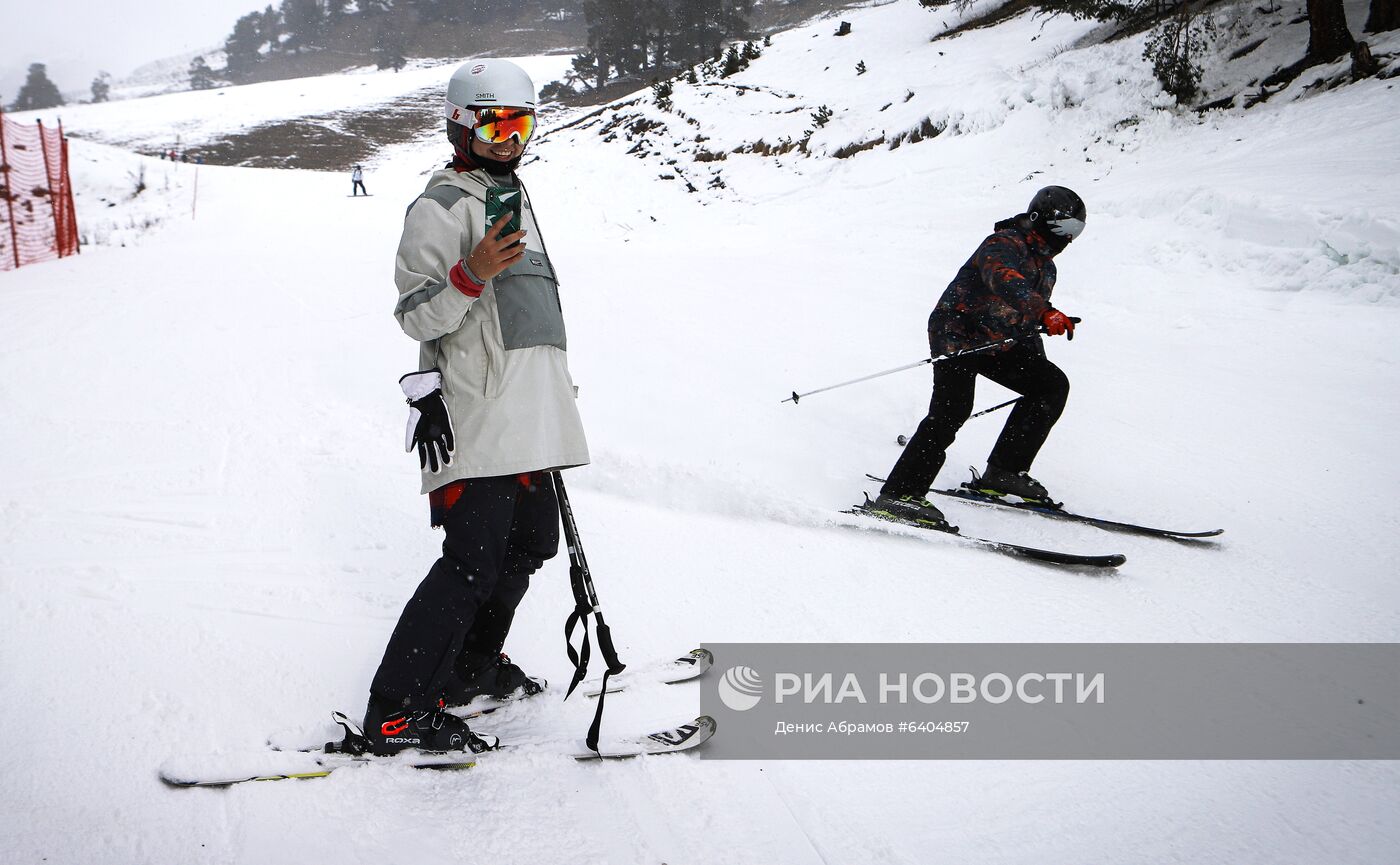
[927,215,1057,358]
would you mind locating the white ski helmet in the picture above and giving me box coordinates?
[445,59,537,125]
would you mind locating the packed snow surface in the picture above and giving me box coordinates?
[2,1,1398,862]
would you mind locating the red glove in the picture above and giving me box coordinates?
[1041,309,1077,340]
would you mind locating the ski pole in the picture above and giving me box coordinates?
[553,470,626,754]
[971,397,1019,419]
[895,397,1021,445]
[782,337,1015,404]
[783,358,931,405]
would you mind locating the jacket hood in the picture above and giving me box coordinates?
[994,213,1056,257]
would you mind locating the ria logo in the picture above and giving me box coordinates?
[718,665,764,712]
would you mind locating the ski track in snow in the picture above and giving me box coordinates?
[3,2,1399,863]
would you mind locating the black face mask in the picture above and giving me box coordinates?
[1041,228,1072,256]
[1023,213,1071,256]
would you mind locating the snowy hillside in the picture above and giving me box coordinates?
[2,1,1399,863]
[64,142,195,248]
[9,55,573,160]
[111,48,230,101]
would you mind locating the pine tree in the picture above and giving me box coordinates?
[569,51,601,90]
[326,0,351,25]
[722,44,743,76]
[10,63,65,111]
[259,4,282,52]
[672,1,724,64]
[90,71,112,103]
[372,21,408,71]
[581,0,754,82]
[1028,0,1140,20]
[1142,5,1215,103]
[224,12,266,78]
[189,56,219,90]
[281,0,326,53]
[643,0,677,67]
[582,0,629,87]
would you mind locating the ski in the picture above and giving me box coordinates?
[842,499,1126,569]
[263,648,714,751]
[865,474,1223,540]
[162,715,716,788]
[584,646,713,698]
[454,647,713,720]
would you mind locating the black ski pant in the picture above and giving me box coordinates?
[369,473,560,709]
[352,180,368,195]
[882,342,1069,498]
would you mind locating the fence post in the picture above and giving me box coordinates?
[0,107,21,270]
[36,119,64,258]
[57,118,78,255]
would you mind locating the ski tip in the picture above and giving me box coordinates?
[655,714,716,751]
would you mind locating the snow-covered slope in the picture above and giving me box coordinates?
[2,2,1398,863]
[8,55,573,157]
[64,141,194,248]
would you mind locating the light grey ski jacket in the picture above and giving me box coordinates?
[394,167,589,492]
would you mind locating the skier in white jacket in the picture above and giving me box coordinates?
[362,59,588,756]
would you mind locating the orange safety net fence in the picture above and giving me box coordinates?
[1,108,80,271]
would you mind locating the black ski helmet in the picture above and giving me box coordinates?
[1027,186,1086,249]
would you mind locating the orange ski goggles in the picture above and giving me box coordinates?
[471,107,536,145]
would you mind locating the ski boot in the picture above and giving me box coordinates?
[442,652,546,709]
[965,466,1062,509]
[867,492,955,532]
[359,697,500,757]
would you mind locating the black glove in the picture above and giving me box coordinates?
[400,370,455,473]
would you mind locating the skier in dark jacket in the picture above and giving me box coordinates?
[872,186,1086,528]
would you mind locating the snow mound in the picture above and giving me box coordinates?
[65,140,193,248]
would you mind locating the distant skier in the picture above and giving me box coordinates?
[350,164,368,196]
[361,59,588,756]
[871,186,1086,527]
